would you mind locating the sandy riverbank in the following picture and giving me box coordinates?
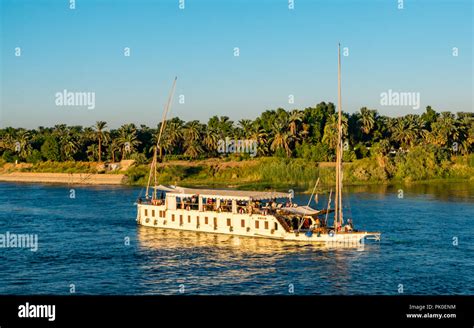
[0,172,127,185]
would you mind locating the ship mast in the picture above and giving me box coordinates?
[145,77,178,200]
[334,44,344,232]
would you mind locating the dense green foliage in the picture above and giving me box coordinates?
[1,104,472,186]
[122,153,474,190]
[1,104,472,161]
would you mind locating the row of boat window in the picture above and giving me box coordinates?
[143,209,278,230]
[144,209,165,218]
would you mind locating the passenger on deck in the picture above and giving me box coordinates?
[347,218,353,229]
[344,218,353,232]
[314,217,321,228]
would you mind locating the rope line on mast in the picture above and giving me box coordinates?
[145,77,178,200]
[297,177,320,232]
[335,43,343,233]
[324,189,332,227]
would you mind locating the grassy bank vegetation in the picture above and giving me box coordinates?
[0,160,98,174]
[1,104,472,189]
[124,151,474,191]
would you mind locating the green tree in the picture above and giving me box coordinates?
[288,109,303,139]
[41,136,61,161]
[322,114,348,150]
[183,121,204,158]
[117,124,141,160]
[359,107,376,135]
[93,121,109,162]
[269,119,292,157]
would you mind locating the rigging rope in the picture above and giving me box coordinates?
[297,177,320,232]
[145,77,178,200]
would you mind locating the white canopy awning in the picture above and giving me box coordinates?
[155,185,289,201]
[281,205,321,216]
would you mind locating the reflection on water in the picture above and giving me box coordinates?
[0,181,472,295]
[346,181,474,203]
[135,226,373,295]
[137,226,367,254]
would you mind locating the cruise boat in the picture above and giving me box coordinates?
[135,46,381,245]
[136,185,380,244]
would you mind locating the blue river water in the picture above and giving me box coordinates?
[0,182,473,295]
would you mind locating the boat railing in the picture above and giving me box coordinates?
[180,202,199,211]
[137,198,166,206]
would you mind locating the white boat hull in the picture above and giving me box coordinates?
[136,204,379,245]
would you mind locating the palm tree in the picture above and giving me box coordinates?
[151,121,178,159]
[238,119,253,138]
[87,144,99,161]
[217,116,234,137]
[117,124,141,160]
[14,129,32,160]
[249,122,268,156]
[52,125,79,160]
[163,121,184,155]
[107,138,121,163]
[427,112,457,147]
[456,115,473,154]
[61,131,79,160]
[390,118,414,149]
[269,119,292,157]
[183,121,204,158]
[93,121,109,162]
[203,126,219,155]
[0,128,15,150]
[359,107,376,135]
[322,114,348,150]
[288,109,303,138]
[405,115,427,145]
[52,124,68,139]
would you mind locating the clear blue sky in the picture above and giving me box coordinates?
[1,0,472,129]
